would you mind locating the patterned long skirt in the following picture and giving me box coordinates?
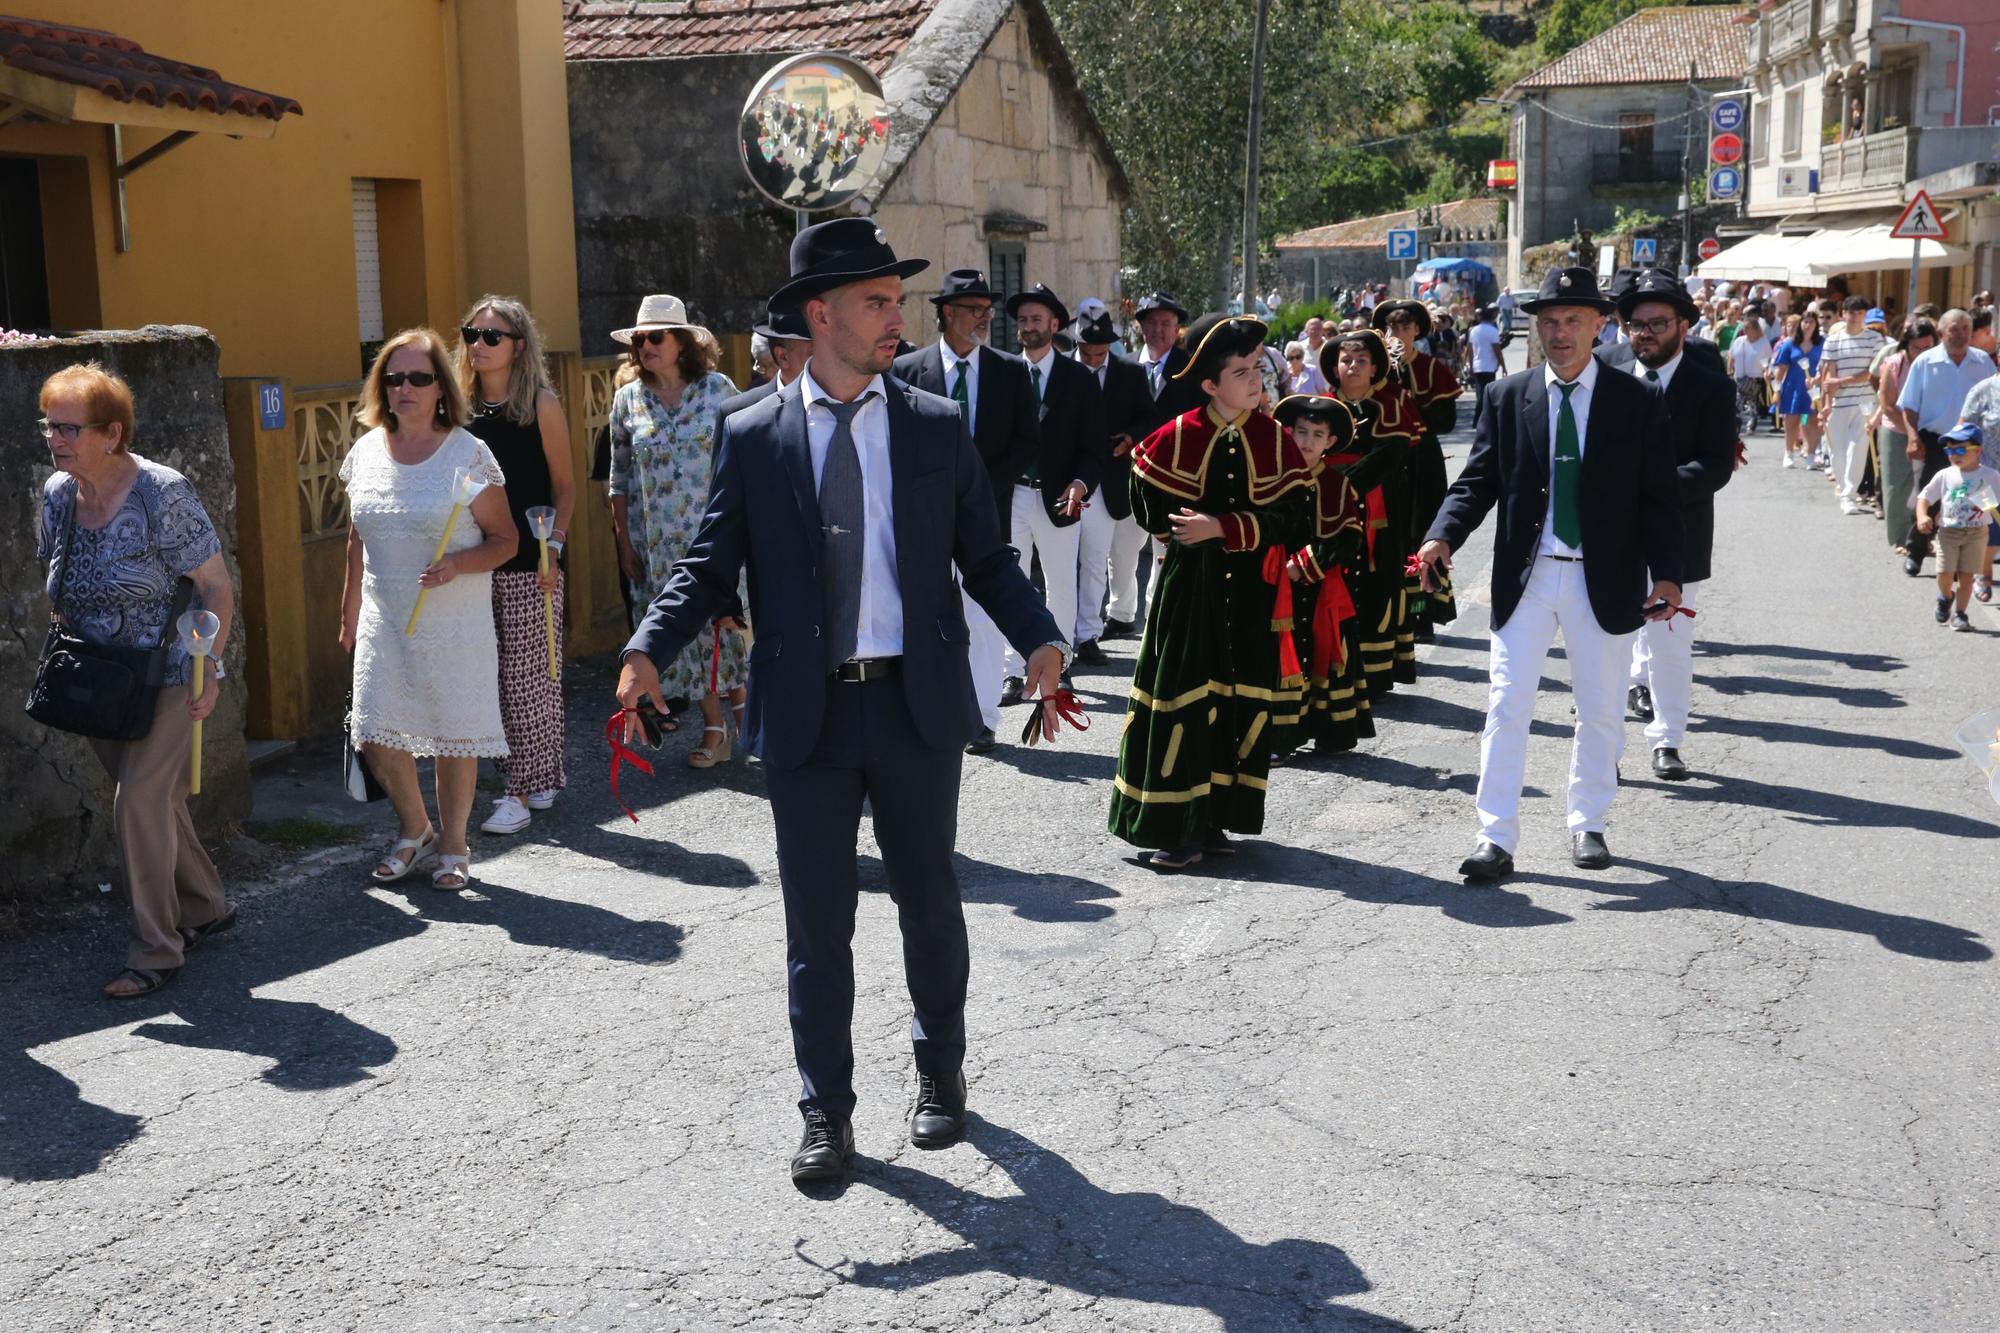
[492,569,567,797]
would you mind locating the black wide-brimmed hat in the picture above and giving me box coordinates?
[1371,299,1433,338]
[1320,326,1391,391]
[1134,292,1189,323]
[1005,283,1070,327]
[1274,394,1355,449]
[768,217,930,309]
[1616,267,1700,322]
[752,302,811,343]
[1173,312,1268,384]
[1076,310,1118,346]
[1519,266,1617,314]
[930,268,1003,306]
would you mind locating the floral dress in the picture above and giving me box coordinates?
[607,370,746,701]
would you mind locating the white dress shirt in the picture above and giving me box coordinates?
[939,339,980,425]
[1022,343,1058,401]
[1539,356,1599,558]
[801,363,903,658]
[1076,350,1108,389]
[1630,347,1682,393]
[1138,345,1172,398]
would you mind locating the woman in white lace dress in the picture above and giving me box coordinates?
[339,329,517,889]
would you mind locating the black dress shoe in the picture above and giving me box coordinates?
[1104,617,1137,639]
[999,676,1025,707]
[964,727,996,755]
[1074,638,1110,666]
[790,1109,854,1184]
[1904,554,1924,577]
[1628,685,1654,721]
[1458,841,1513,882]
[909,1070,968,1148]
[1571,831,1611,870]
[1651,747,1690,780]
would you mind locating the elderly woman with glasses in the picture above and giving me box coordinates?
[35,362,236,998]
[606,295,745,769]
[340,328,516,891]
[1283,341,1328,395]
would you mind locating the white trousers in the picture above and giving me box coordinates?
[1105,511,1154,627]
[1629,580,1700,750]
[1476,558,1636,854]
[1828,402,1869,497]
[960,586,1007,734]
[1005,485,1080,676]
[1075,485,1113,643]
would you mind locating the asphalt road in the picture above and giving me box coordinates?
[4,409,1996,1331]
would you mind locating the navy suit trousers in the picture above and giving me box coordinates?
[763,676,968,1119]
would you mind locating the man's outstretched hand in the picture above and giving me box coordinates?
[1023,644,1066,743]
[1415,539,1453,593]
[616,651,667,746]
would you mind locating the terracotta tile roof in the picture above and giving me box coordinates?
[1276,198,1501,250]
[0,14,302,120]
[563,0,934,69]
[1510,4,1748,91]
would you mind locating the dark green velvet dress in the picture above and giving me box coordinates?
[1269,464,1370,759]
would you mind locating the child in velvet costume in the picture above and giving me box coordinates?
[1268,395,1370,761]
[1108,315,1315,871]
[1323,330,1423,697]
[1374,300,1462,642]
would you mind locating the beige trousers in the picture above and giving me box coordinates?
[88,685,229,971]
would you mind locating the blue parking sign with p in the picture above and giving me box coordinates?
[1632,238,1658,265]
[1386,228,1419,261]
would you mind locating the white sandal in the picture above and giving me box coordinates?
[372,827,437,883]
[687,723,733,769]
[431,853,472,891]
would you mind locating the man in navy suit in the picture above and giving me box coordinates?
[1417,267,1684,882]
[894,270,1043,751]
[617,219,1068,1185]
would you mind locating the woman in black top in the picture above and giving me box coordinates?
[458,296,575,835]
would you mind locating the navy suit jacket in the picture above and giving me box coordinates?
[893,343,1041,538]
[712,377,781,457]
[625,375,1061,770]
[1426,363,1684,636]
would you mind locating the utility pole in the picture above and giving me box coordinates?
[1240,0,1272,317]
[1681,61,1697,272]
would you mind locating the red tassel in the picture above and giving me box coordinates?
[1263,546,1305,686]
[1363,488,1387,564]
[604,710,656,823]
[1312,570,1357,680]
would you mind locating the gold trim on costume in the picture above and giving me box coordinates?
[1162,723,1185,778]
[1238,713,1268,758]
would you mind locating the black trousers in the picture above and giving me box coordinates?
[1905,429,1949,557]
[1471,372,1497,427]
[763,675,968,1119]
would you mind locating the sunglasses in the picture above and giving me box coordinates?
[1945,445,1978,456]
[461,326,521,347]
[38,418,103,442]
[630,330,671,347]
[382,371,438,388]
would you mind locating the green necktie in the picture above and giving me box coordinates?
[1553,381,1582,549]
[1032,364,1044,398]
[951,361,969,417]
[1645,368,1659,383]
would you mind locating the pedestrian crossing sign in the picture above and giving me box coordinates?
[1891,190,1948,241]
[1631,238,1658,265]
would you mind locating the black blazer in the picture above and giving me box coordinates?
[1596,335,1726,379]
[626,378,1061,770]
[1089,352,1154,521]
[1020,351,1108,527]
[1652,358,1736,585]
[1137,345,1204,440]
[893,342,1042,538]
[1426,363,1684,636]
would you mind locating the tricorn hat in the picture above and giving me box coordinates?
[1134,292,1189,324]
[1616,267,1699,322]
[1371,299,1433,338]
[1173,312,1268,385]
[611,294,709,346]
[1519,266,1617,315]
[752,302,811,343]
[1274,394,1356,451]
[767,217,930,310]
[1319,326,1391,392]
[1005,283,1070,327]
[930,268,1003,306]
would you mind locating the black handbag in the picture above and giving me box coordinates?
[341,691,386,803]
[25,478,194,742]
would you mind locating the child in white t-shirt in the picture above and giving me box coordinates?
[1917,422,2000,631]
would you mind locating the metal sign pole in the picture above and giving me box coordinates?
[1907,236,1921,322]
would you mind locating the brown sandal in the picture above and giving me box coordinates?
[103,966,177,999]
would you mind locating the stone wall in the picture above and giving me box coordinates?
[876,4,1122,346]
[1,327,249,907]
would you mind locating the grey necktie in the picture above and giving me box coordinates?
[817,394,871,671]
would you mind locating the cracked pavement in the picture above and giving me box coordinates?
[3,410,1996,1331]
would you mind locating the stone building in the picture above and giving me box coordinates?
[1275,199,1504,303]
[1504,5,1746,284]
[563,0,1127,354]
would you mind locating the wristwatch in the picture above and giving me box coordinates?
[1041,640,1073,673]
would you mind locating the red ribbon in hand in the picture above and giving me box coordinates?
[605,710,656,823]
[1661,605,1697,633]
[1018,688,1091,746]
[1262,546,1306,687]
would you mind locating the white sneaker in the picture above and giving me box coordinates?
[1782,453,1798,469]
[480,795,531,835]
[524,788,560,811]
[1839,499,1866,515]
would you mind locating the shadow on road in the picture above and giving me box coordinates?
[1700,675,1903,708]
[1695,642,1904,674]
[1225,846,1576,929]
[1631,772,1995,840]
[835,1118,1416,1331]
[857,853,1120,924]
[1691,713,1957,762]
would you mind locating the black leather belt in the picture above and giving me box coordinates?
[1544,553,1584,563]
[832,656,901,682]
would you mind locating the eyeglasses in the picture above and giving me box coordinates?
[381,371,437,388]
[37,418,103,442]
[630,330,670,347]
[1286,352,1304,361]
[1628,317,1680,335]
[461,326,521,347]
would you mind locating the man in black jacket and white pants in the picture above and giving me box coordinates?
[1417,268,1685,882]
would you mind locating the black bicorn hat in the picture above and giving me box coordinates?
[752,302,812,342]
[1320,326,1391,392]
[1273,394,1356,449]
[1518,266,1617,314]
[1076,310,1119,346]
[1371,299,1433,338]
[1134,292,1189,323]
[1173,312,1268,384]
[768,217,930,309]
[1005,282,1070,327]
[930,268,1003,306]
[1616,266,1700,322]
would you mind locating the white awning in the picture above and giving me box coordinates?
[1788,223,1968,285]
[1694,231,1801,282]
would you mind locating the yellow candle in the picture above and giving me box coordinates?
[189,656,205,796]
[540,537,558,680]
[405,501,464,636]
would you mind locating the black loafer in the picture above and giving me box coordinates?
[1458,841,1513,882]
[790,1110,854,1184]
[1651,747,1690,781]
[1628,685,1654,722]
[964,727,996,755]
[1571,831,1611,870]
[1904,555,1924,577]
[1074,638,1110,666]
[909,1070,968,1148]
[1104,618,1137,639]
[999,676,1026,707]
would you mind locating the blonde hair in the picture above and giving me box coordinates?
[40,361,136,452]
[358,328,469,432]
[456,295,556,427]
